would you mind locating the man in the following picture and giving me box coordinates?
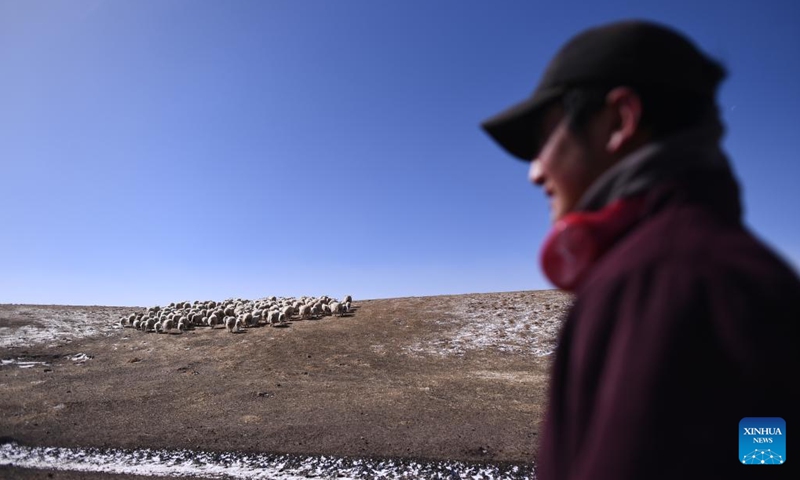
[482,20,799,479]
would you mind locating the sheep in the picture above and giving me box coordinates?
[265,310,280,327]
[144,317,157,332]
[161,318,175,333]
[191,312,205,326]
[225,316,237,333]
[118,294,354,336]
[223,315,247,333]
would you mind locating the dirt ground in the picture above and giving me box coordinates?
[0,290,572,478]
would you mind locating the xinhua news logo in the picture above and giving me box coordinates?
[740,417,786,465]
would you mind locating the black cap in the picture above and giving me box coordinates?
[481,20,726,161]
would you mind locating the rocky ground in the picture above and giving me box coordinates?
[0,290,572,479]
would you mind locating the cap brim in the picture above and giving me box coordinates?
[481,86,564,161]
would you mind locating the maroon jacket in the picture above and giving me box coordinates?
[537,160,800,478]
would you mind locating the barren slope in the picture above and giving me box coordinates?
[0,290,571,476]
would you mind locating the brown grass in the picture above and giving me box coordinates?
[0,290,572,466]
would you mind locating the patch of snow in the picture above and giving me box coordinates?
[0,442,537,479]
[0,358,50,369]
[68,353,94,363]
[0,306,134,349]
[404,291,571,358]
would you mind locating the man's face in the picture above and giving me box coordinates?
[528,105,609,223]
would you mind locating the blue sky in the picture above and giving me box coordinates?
[1,0,798,306]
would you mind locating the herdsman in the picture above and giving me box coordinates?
[482,20,799,480]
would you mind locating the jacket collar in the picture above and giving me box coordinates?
[574,117,741,222]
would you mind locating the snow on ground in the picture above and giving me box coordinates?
[0,305,134,349]
[403,291,572,358]
[0,442,536,480]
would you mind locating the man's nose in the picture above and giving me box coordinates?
[529,159,544,186]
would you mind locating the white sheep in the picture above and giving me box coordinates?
[266,310,280,326]
[144,317,157,332]
[119,294,353,336]
[161,318,175,333]
[225,316,237,333]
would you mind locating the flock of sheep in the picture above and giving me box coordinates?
[117,295,354,334]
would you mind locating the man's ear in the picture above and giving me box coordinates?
[606,87,643,154]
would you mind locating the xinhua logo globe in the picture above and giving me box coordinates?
[741,449,784,464]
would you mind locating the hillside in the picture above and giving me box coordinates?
[0,290,572,478]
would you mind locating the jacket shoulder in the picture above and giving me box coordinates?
[584,201,800,294]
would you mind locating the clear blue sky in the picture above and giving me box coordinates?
[2,0,798,306]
